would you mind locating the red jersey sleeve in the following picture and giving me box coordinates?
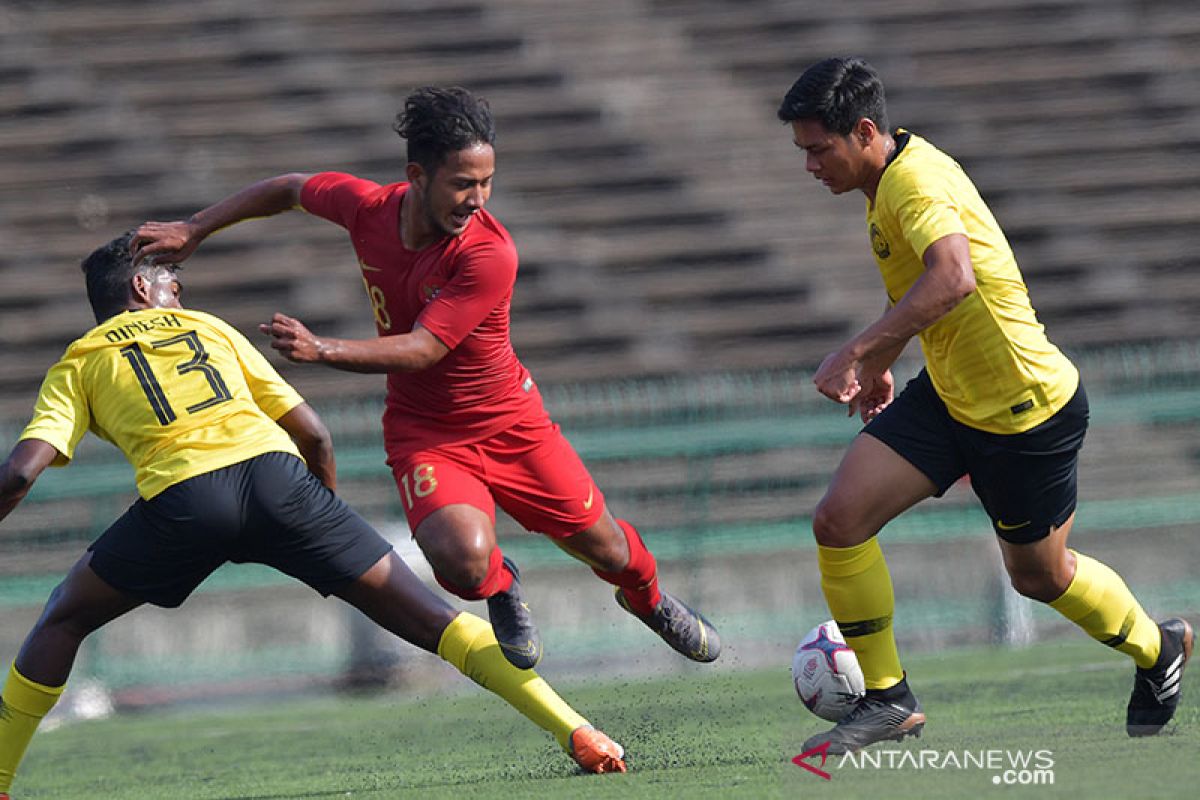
[417,238,517,350]
[300,172,379,229]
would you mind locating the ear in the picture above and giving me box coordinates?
[405,161,425,187]
[855,117,879,145]
[130,272,151,304]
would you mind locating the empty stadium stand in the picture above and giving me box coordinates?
[2,0,1199,592]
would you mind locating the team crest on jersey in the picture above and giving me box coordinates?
[421,282,443,302]
[870,223,891,259]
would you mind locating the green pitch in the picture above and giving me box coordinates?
[14,639,1199,799]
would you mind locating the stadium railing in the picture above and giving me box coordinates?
[4,342,1199,585]
[2,343,1199,694]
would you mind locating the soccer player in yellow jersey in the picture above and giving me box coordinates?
[0,234,624,798]
[778,57,1191,753]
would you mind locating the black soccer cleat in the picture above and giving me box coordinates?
[486,557,543,670]
[1127,617,1193,737]
[615,588,721,662]
[802,676,926,755]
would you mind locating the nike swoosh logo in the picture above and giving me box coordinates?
[583,485,595,511]
[500,639,540,657]
[359,260,382,272]
[996,519,1031,531]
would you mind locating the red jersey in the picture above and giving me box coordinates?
[300,172,548,452]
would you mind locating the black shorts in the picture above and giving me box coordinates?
[863,369,1088,544]
[88,451,393,607]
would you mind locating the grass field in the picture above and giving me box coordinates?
[13,639,1198,799]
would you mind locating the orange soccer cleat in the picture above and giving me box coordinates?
[568,725,627,774]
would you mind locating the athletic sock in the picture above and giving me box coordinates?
[433,547,514,601]
[817,539,904,691]
[590,519,661,616]
[0,663,65,793]
[437,612,587,750]
[1049,550,1161,668]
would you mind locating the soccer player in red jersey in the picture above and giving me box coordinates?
[130,86,720,670]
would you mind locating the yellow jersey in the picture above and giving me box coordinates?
[19,308,304,498]
[868,131,1078,434]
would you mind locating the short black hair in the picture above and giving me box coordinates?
[777,57,889,136]
[393,86,496,175]
[80,231,177,323]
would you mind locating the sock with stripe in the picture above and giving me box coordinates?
[817,539,904,691]
[1049,550,1161,668]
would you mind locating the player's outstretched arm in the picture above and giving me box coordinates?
[0,439,59,522]
[260,313,450,374]
[130,173,315,266]
[274,403,337,491]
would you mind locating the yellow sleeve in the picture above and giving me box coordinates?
[18,355,90,466]
[207,314,305,421]
[888,165,968,259]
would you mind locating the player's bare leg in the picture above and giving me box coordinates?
[13,553,142,688]
[334,550,458,653]
[813,434,937,549]
[995,517,1076,602]
[2,554,142,795]
[413,505,541,669]
[556,508,721,662]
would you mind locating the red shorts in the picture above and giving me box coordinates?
[387,417,605,538]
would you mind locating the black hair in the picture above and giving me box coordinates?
[80,231,177,323]
[777,57,889,136]
[392,86,496,174]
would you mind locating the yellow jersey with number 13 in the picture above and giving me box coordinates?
[867,130,1078,434]
[19,308,303,499]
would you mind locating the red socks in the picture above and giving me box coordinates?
[434,546,514,600]
[591,520,662,615]
[433,521,661,615]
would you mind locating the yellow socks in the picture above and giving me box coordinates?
[817,541,1160,683]
[1050,550,1161,668]
[437,612,587,750]
[1,663,65,793]
[818,539,904,690]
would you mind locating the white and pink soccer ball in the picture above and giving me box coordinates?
[791,620,867,721]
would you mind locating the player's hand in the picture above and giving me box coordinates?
[260,313,324,363]
[813,348,862,408]
[130,220,203,266]
[849,368,894,423]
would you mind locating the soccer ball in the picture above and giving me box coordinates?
[791,620,866,721]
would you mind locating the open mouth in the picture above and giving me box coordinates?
[450,210,474,228]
